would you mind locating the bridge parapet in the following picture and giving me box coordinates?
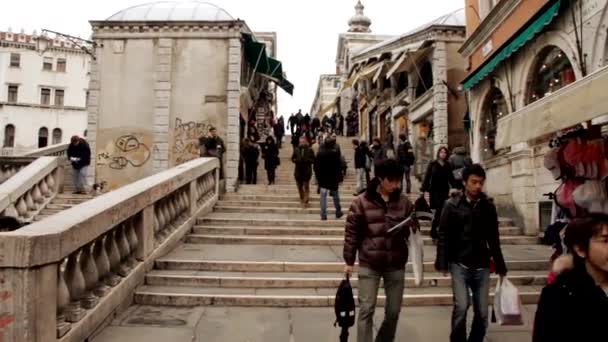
[0,157,220,342]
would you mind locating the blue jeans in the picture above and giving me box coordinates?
[319,188,342,219]
[450,263,490,342]
[72,166,88,192]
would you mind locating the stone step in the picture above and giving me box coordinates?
[134,284,542,307]
[238,185,361,191]
[197,216,515,228]
[155,258,550,273]
[185,234,539,246]
[45,203,78,210]
[145,270,547,289]
[39,208,64,216]
[192,225,523,236]
[220,194,424,203]
[217,200,357,209]
[213,206,348,215]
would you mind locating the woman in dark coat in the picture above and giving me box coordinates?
[262,136,280,185]
[533,214,608,342]
[241,138,260,184]
[421,146,456,240]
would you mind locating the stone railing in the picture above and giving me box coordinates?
[0,157,220,342]
[21,143,70,157]
[0,157,37,184]
[0,156,62,224]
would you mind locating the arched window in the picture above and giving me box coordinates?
[481,87,509,160]
[38,127,48,148]
[527,46,576,104]
[52,128,62,144]
[415,61,433,98]
[4,124,15,147]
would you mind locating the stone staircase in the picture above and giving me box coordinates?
[134,137,551,307]
[34,193,95,221]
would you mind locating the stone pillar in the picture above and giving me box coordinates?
[432,41,449,154]
[0,264,57,342]
[508,145,539,235]
[225,38,242,193]
[87,52,101,185]
[153,38,173,172]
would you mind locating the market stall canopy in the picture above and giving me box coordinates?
[462,0,562,91]
[243,33,294,95]
[386,42,431,79]
[495,65,608,149]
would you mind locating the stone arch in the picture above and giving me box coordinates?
[518,30,581,107]
[479,85,509,160]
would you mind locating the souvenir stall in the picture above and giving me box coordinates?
[542,124,608,261]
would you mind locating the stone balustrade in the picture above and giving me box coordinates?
[21,143,70,158]
[0,157,37,184]
[0,156,62,225]
[0,157,220,342]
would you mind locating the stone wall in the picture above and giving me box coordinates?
[88,25,239,191]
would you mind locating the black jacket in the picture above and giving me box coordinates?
[533,266,608,342]
[354,145,371,169]
[421,160,455,209]
[397,141,415,166]
[314,143,342,191]
[371,144,386,166]
[262,143,279,171]
[242,144,259,165]
[67,142,91,170]
[435,193,507,275]
[200,136,225,157]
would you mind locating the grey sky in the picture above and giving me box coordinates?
[1,0,464,118]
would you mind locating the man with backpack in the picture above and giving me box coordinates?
[449,146,473,191]
[343,159,419,342]
[397,134,415,194]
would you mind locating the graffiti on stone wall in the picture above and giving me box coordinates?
[97,134,151,170]
[173,118,210,165]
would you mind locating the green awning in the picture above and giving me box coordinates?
[242,33,294,95]
[462,0,561,91]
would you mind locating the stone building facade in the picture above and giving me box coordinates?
[348,9,467,177]
[0,29,89,155]
[87,1,290,192]
[310,74,341,118]
[461,0,608,233]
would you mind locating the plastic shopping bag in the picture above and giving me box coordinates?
[493,278,524,326]
[407,227,424,286]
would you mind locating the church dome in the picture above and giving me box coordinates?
[106,1,235,21]
[348,1,372,33]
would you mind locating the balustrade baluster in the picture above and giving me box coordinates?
[56,261,72,337]
[116,225,132,274]
[46,173,56,194]
[126,220,139,266]
[40,178,51,197]
[104,232,123,285]
[168,196,177,224]
[16,197,28,218]
[153,207,161,244]
[25,191,37,212]
[32,184,44,204]
[80,243,100,309]
[64,251,86,322]
[179,191,187,217]
[162,201,172,227]
[157,204,167,240]
[92,238,111,295]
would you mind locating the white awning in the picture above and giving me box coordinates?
[495,65,608,149]
[372,63,385,83]
[386,43,431,79]
[358,62,384,79]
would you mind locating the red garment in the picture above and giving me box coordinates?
[556,180,584,218]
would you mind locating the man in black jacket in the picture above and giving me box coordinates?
[314,138,344,221]
[67,136,91,194]
[435,164,507,342]
[396,134,415,194]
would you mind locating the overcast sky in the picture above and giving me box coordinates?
[1,0,463,119]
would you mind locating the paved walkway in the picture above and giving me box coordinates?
[93,305,538,342]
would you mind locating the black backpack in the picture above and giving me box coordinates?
[334,277,356,328]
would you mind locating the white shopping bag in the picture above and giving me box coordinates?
[407,227,424,286]
[493,278,524,326]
